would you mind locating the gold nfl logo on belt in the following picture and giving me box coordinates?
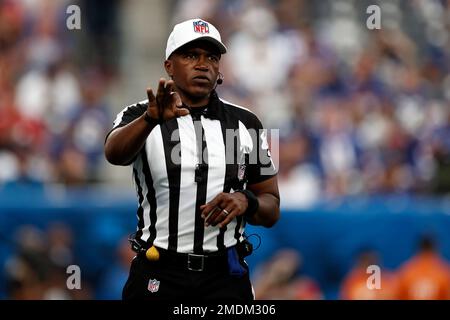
[147,279,160,293]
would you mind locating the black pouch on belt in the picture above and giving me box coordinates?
[236,238,253,258]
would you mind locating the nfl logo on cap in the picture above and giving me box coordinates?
[193,20,209,34]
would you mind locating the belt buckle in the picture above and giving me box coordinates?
[187,253,205,272]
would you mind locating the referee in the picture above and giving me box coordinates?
[104,18,280,301]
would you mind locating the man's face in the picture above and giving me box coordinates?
[166,40,221,99]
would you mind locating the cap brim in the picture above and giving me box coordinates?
[195,36,227,54]
[170,36,227,58]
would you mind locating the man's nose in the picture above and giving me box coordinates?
[195,55,209,70]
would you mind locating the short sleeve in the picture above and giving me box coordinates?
[246,116,278,185]
[105,100,148,142]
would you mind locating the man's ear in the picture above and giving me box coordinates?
[164,60,173,78]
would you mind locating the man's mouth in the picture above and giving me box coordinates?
[192,75,210,83]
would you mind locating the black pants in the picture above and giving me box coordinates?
[122,253,254,301]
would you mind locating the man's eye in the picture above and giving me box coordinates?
[186,53,197,59]
[209,55,219,62]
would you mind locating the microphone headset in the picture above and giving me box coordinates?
[216,72,224,85]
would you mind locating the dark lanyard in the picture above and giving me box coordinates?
[192,112,207,183]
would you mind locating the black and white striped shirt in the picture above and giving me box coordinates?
[109,91,276,253]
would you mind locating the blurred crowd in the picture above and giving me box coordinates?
[253,234,450,300]
[3,223,134,299]
[0,0,119,187]
[338,235,450,300]
[4,223,91,299]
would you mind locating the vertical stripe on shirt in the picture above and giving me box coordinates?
[193,118,208,254]
[133,165,145,241]
[141,146,157,245]
[161,119,181,251]
[147,126,170,249]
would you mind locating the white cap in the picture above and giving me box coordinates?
[165,18,227,59]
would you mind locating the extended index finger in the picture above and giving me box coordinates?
[156,78,166,100]
[146,87,156,105]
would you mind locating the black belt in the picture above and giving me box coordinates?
[136,246,229,272]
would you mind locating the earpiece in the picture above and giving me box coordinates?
[217,72,224,85]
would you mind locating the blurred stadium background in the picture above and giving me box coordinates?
[1,0,450,300]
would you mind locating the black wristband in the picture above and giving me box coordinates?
[236,189,259,218]
[144,111,162,125]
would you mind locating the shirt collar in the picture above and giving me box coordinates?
[183,90,222,120]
